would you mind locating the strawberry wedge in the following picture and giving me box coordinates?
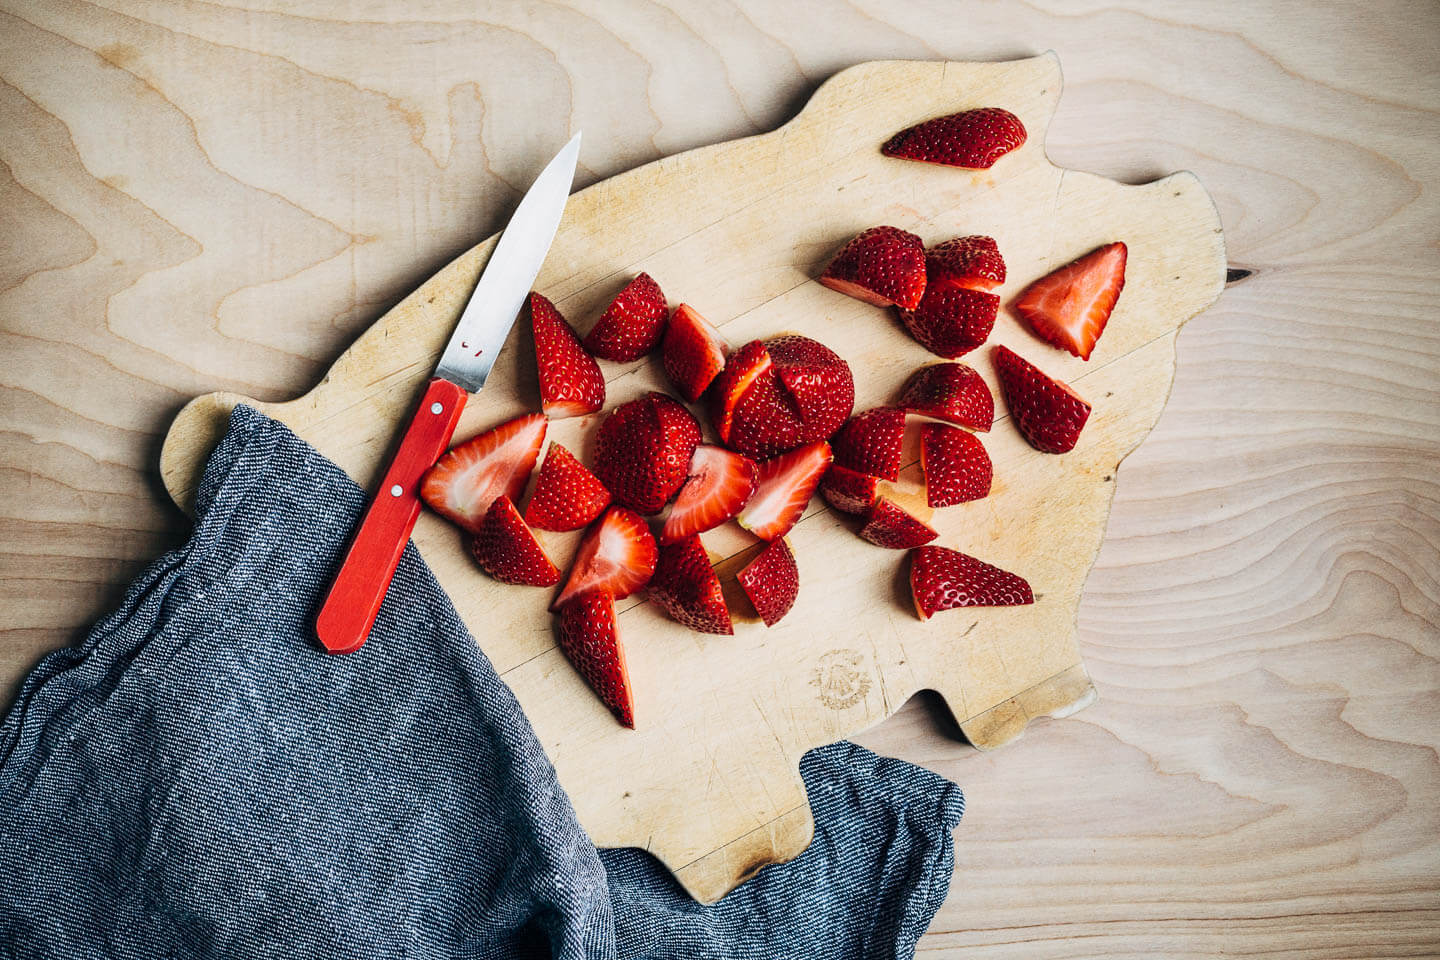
[555,590,635,727]
[661,445,758,544]
[1014,242,1127,361]
[420,413,547,534]
[737,441,832,541]
[552,505,658,611]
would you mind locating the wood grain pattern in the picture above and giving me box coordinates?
[154,55,1226,902]
[2,0,1436,952]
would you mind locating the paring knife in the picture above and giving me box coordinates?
[315,133,582,655]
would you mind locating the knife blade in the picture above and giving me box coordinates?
[315,133,582,655]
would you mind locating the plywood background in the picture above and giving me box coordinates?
[1,0,1437,953]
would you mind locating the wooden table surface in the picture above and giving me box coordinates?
[2,1,1436,955]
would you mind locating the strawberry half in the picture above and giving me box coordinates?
[899,283,998,358]
[583,272,669,362]
[724,336,855,460]
[993,345,1092,455]
[737,537,799,627]
[552,505,658,611]
[525,443,611,532]
[661,445,758,545]
[818,226,927,310]
[920,424,992,507]
[592,393,702,515]
[530,292,605,418]
[831,406,905,481]
[819,464,879,516]
[859,498,938,550]
[897,363,993,432]
[420,412,547,533]
[661,304,728,402]
[881,108,1027,169]
[909,545,1033,620]
[928,235,1005,291]
[470,495,561,586]
[555,590,634,727]
[709,340,772,446]
[736,441,832,541]
[1014,242,1127,361]
[648,535,733,636]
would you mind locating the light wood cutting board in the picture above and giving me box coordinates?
[159,55,1225,903]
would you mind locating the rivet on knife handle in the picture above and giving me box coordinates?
[315,377,467,654]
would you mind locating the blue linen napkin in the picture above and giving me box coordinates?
[0,405,963,959]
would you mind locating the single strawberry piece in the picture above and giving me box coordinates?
[992,345,1092,454]
[583,272,669,362]
[469,495,561,586]
[909,545,1033,620]
[897,363,993,431]
[819,464,879,516]
[1014,242,1127,361]
[859,498,938,550]
[818,226,927,309]
[530,292,605,418]
[737,441,832,541]
[421,413,547,533]
[648,535,733,635]
[555,591,634,727]
[899,284,998,358]
[661,445,758,544]
[662,304,728,402]
[927,235,1006,291]
[831,406,905,481]
[726,335,855,459]
[737,537,799,626]
[920,424,992,507]
[881,108,1027,169]
[708,340,772,445]
[525,443,611,532]
[592,393,702,514]
[552,505,658,610]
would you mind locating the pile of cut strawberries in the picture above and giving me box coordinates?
[418,107,1128,728]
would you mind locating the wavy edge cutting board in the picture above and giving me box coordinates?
[160,55,1225,903]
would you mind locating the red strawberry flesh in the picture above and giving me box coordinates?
[530,292,605,418]
[593,393,701,514]
[555,591,634,727]
[737,441,832,541]
[724,335,854,460]
[708,340,772,445]
[897,363,994,431]
[470,495,561,586]
[859,498,938,550]
[737,537,799,627]
[909,545,1033,619]
[927,235,1006,291]
[819,464,880,516]
[648,535,733,635]
[661,445,758,544]
[992,345,1091,454]
[818,225,927,310]
[831,406,905,481]
[881,108,1027,169]
[899,283,998,359]
[420,412,547,534]
[552,505,658,611]
[920,424,992,507]
[1014,242,1127,361]
[583,272,668,362]
[662,304,728,402]
[525,443,611,532]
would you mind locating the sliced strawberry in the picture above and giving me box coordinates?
[909,545,1033,620]
[831,406,905,482]
[920,424,992,507]
[898,284,998,358]
[530,292,605,418]
[469,495,561,586]
[819,464,879,516]
[927,235,1005,291]
[1014,242,1127,361]
[648,535,733,635]
[583,272,669,362]
[660,445,758,544]
[859,498,938,550]
[662,304,728,402]
[420,412,547,533]
[897,363,993,432]
[555,590,634,727]
[818,225,927,310]
[592,393,701,515]
[708,340,772,445]
[993,345,1091,454]
[736,441,832,541]
[552,505,658,611]
[737,537,799,627]
[525,443,610,532]
[726,335,855,460]
[881,108,1027,169]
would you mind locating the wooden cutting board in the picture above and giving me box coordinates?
[159,55,1225,903]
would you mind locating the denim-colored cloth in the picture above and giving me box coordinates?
[0,406,963,959]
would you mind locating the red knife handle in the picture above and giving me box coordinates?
[315,377,468,654]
